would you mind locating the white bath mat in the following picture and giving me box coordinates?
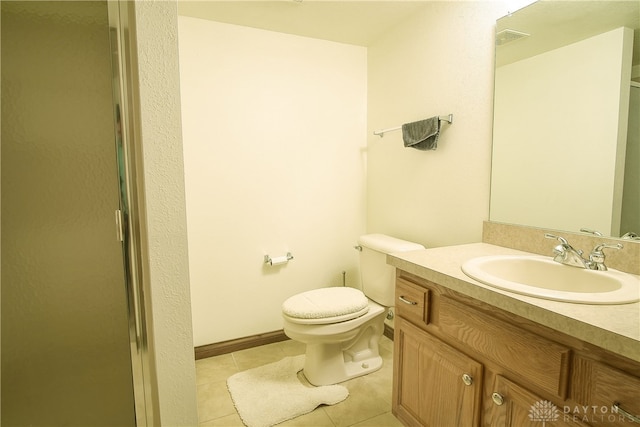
[226,355,348,427]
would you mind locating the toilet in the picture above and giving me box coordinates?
[281,234,425,386]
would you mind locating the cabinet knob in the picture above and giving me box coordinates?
[491,392,504,406]
[461,373,473,386]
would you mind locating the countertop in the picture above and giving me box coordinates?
[387,243,640,363]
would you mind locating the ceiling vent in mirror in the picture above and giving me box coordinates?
[496,29,530,46]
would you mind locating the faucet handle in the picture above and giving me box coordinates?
[545,233,568,245]
[592,243,623,252]
[545,233,582,255]
[580,228,603,236]
[590,243,623,257]
[588,243,623,271]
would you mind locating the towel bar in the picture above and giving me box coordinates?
[373,114,453,137]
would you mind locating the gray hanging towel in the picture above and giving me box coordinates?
[402,117,440,150]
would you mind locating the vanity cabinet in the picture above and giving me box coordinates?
[485,375,589,426]
[570,356,640,426]
[394,318,483,426]
[392,271,640,427]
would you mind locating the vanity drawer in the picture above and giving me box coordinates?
[438,296,570,399]
[396,278,429,326]
[571,356,640,425]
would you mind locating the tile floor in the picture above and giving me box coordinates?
[195,336,404,427]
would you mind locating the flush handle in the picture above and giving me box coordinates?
[398,296,417,305]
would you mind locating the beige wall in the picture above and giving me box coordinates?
[133,2,198,425]
[178,17,368,346]
[129,2,524,425]
[367,2,504,249]
[179,2,509,347]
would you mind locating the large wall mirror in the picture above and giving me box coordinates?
[490,1,639,239]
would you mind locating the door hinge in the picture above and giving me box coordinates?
[115,209,124,242]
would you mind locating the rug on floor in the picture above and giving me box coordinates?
[226,355,349,427]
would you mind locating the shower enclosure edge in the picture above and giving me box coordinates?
[108,2,159,425]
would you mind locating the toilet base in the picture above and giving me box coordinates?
[301,320,384,386]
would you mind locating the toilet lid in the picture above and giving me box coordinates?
[282,287,369,324]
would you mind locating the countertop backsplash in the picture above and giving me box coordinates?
[483,221,640,275]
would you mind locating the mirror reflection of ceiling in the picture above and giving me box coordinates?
[177,1,431,47]
[491,0,640,239]
[496,0,640,78]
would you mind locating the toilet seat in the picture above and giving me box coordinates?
[282,287,370,325]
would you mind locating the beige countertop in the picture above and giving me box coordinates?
[387,242,640,363]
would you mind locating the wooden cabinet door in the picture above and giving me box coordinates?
[571,356,640,426]
[486,375,589,427]
[394,318,483,427]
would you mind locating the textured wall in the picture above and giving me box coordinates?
[178,17,368,346]
[367,2,505,248]
[132,1,199,425]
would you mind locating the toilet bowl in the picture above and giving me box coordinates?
[282,287,386,386]
[281,234,425,386]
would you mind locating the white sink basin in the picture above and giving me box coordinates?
[461,255,640,304]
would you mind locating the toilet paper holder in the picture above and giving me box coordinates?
[264,252,294,266]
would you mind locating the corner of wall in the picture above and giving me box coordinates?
[132,1,198,425]
[366,2,503,248]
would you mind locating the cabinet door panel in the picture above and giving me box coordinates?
[439,297,570,399]
[397,323,423,423]
[486,375,589,427]
[571,356,640,426]
[395,318,483,427]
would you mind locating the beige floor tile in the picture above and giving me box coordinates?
[350,412,404,427]
[197,380,236,423]
[196,353,239,385]
[323,376,390,427]
[361,360,394,404]
[196,336,398,427]
[278,407,336,426]
[199,412,245,426]
[232,341,288,371]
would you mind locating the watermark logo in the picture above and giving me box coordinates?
[529,400,560,426]
[529,400,632,424]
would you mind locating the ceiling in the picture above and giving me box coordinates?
[177,0,640,76]
[177,1,432,46]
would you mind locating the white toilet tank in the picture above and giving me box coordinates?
[358,234,425,306]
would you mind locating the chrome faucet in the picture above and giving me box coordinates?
[587,242,624,271]
[544,233,623,271]
[545,233,587,268]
